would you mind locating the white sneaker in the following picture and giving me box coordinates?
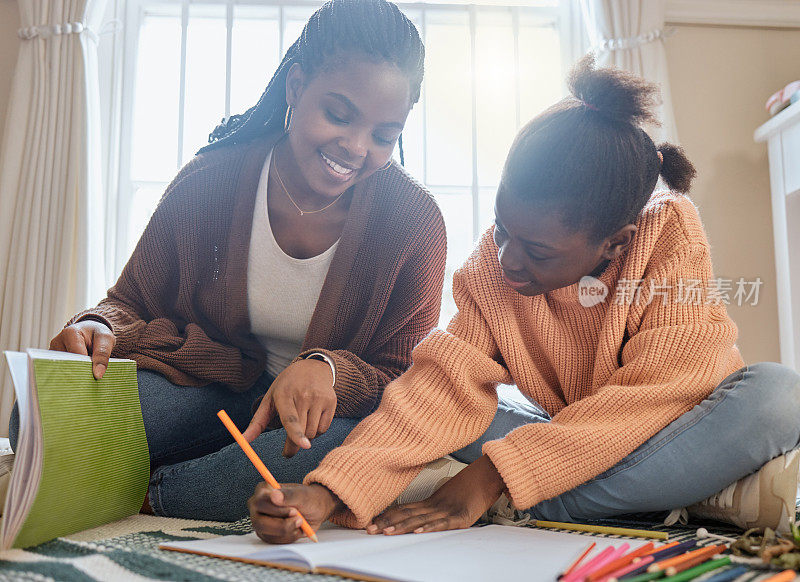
[679,449,800,533]
[393,457,467,505]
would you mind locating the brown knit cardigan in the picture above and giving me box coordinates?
[70,133,447,417]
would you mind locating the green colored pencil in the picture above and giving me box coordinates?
[660,557,731,582]
[618,571,665,582]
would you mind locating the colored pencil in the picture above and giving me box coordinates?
[700,566,748,582]
[584,544,631,579]
[647,539,698,560]
[605,556,655,582]
[649,545,726,573]
[617,570,665,582]
[558,541,597,579]
[532,520,669,540]
[659,557,731,582]
[640,542,679,557]
[631,542,679,564]
[217,409,319,543]
[663,546,726,576]
[623,541,698,578]
[563,546,617,582]
[761,570,797,582]
[588,543,655,581]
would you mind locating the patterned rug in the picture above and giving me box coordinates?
[0,510,780,582]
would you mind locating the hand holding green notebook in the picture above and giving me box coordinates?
[2,349,149,549]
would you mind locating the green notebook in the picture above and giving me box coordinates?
[2,349,149,549]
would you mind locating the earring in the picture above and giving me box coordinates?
[380,159,393,171]
[284,107,293,133]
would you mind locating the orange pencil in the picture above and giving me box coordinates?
[217,409,319,543]
[664,545,726,575]
[587,543,655,581]
[648,544,726,572]
[761,570,797,582]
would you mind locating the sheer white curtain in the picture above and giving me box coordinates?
[0,0,108,435]
[580,0,677,143]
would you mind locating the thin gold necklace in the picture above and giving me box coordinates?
[272,151,347,216]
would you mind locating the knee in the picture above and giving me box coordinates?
[741,362,800,429]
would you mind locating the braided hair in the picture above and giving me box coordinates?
[502,54,696,243]
[199,0,424,162]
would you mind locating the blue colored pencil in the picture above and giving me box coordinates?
[700,566,749,582]
[621,540,698,579]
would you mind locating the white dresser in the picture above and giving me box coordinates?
[755,100,800,370]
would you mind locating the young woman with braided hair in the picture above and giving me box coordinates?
[249,55,800,543]
[11,0,447,520]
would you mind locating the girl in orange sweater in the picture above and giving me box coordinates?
[248,56,800,542]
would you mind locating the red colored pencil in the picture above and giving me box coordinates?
[558,542,596,579]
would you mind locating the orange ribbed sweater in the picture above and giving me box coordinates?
[306,191,744,528]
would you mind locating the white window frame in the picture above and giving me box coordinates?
[103,0,587,284]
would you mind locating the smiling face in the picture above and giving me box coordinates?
[281,55,413,201]
[493,185,637,297]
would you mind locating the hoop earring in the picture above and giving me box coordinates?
[380,159,393,171]
[284,107,293,133]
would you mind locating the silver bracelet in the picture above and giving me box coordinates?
[305,352,336,387]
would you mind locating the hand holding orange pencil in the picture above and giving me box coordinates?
[217,409,319,543]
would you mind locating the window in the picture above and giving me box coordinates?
[117,0,575,325]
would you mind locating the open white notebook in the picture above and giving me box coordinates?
[161,524,647,582]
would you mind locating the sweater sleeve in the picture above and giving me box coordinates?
[304,261,513,528]
[482,241,741,510]
[296,205,448,418]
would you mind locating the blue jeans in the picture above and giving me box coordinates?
[452,362,800,522]
[10,363,800,524]
[8,369,360,522]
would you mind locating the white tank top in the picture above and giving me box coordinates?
[247,149,339,379]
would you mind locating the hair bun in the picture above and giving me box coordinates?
[567,53,661,127]
[657,143,696,193]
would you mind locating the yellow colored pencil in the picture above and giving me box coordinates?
[531,520,669,541]
[217,409,319,543]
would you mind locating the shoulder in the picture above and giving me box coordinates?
[636,190,709,250]
[370,162,446,244]
[455,228,503,290]
[155,139,268,213]
[374,164,443,220]
[624,190,713,283]
[173,140,261,191]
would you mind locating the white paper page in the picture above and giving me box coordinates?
[1,351,35,547]
[334,525,650,582]
[163,527,461,570]
[4,352,29,419]
[164,532,310,568]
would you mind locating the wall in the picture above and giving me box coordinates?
[666,24,800,364]
[0,1,20,131]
